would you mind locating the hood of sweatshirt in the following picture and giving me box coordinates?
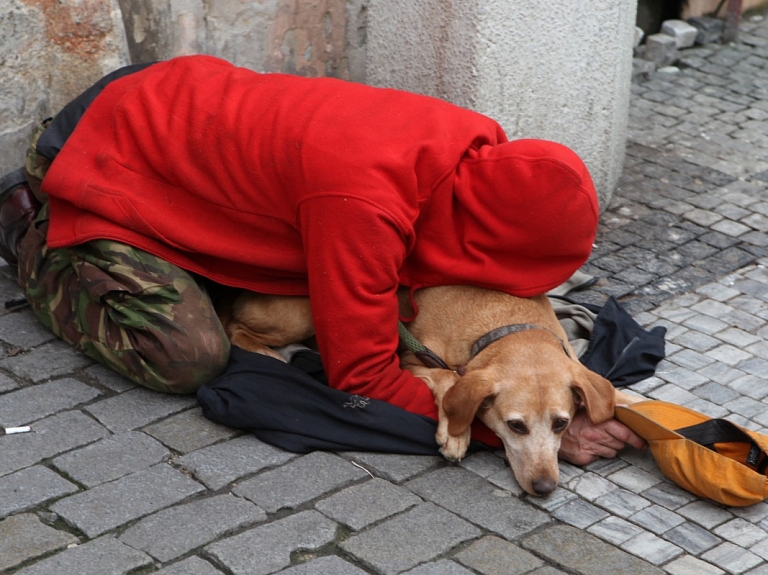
[399,139,599,297]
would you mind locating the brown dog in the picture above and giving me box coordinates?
[217,285,636,496]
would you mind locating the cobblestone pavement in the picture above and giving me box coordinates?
[4,17,768,575]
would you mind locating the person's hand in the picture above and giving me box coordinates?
[558,408,646,466]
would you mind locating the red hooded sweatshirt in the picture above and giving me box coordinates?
[41,55,599,446]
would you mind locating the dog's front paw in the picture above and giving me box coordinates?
[436,421,470,462]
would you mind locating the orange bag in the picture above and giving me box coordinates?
[615,401,768,507]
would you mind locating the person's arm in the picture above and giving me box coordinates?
[297,195,439,415]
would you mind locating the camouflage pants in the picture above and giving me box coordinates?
[16,122,230,393]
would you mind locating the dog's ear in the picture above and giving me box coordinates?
[572,367,615,424]
[442,372,497,437]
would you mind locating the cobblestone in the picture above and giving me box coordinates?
[50,464,205,537]
[51,431,170,487]
[0,513,78,572]
[118,494,266,562]
[340,503,480,575]
[4,13,768,575]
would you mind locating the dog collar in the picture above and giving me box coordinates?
[398,321,572,375]
[470,323,574,360]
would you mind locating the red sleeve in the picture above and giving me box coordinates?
[297,196,501,448]
[297,196,435,411]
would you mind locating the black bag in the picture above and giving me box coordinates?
[198,347,445,455]
[576,297,666,387]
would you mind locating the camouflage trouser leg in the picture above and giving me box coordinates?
[17,205,231,393]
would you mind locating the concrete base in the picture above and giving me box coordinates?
[365,0,639,210]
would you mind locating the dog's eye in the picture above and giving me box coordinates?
[552,417,570,433]
[507,420,528,435]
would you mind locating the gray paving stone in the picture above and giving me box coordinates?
[0,371,19,392]
[0,513,79,572]
[0,341,93,382]
[666,349,716,371]
[663,555,726,575]
[176,435,296,490]
[584,456,628,477]
[749,536,768,562]
[630,504,685,534]
[727,374,768,399]
[672,329,721,351]
[566,471,618,501]
[406,467,549,540]
[12,535,152,575]
[343,451,443,483]
[276,556,370,574]
[119,494,265,562]
[621,530,683,565]
[143,406,238,453]
[204,510,338,575]
[683,398,729,419]
[153,556,225,575]
[51,431,169,487]
[0,410,110,477]
[481,463,526,495]
[315,477,421,530]
[587,516,645,545]
[232,451,368,513]
[340,502,480,575]
[693,381,742,404]
[458,450,507,478]
[664,521,723,554]
[595,489,651,518]
[50,463,205,537]
[0,378,100,427]
[529,568,570,575]
[703,541,765,574]
[0,466,79,519]
[655,365,709,389]
[0,309,55,348]
[713,517,768,547]
[83,363,136,393]
[608,464,664,493]
[709,343,755,366]
[400,560,475,574]
[454,535,544,575]
[724,396,766,419]
[647,383,699,405]
[520,524,665,575]
[550,496,609,529]
[84,387,196,432]
[677,501,735,529]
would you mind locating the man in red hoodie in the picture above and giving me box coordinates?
[0,55,642,463]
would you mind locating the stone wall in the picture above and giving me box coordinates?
[0,0,129,175]
[0,0,367,176]
[1,0,637,207]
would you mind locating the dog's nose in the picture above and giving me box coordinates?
[532,478,557,495]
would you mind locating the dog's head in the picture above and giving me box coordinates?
[442,330,615,496]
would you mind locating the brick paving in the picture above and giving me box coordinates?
[3,15,768,575]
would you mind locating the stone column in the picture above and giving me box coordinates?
[365,0,639,209]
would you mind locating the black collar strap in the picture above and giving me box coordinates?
[399,321,573,373]
[470,323,574,360]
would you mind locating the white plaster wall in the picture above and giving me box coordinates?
[366,0,638,209]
